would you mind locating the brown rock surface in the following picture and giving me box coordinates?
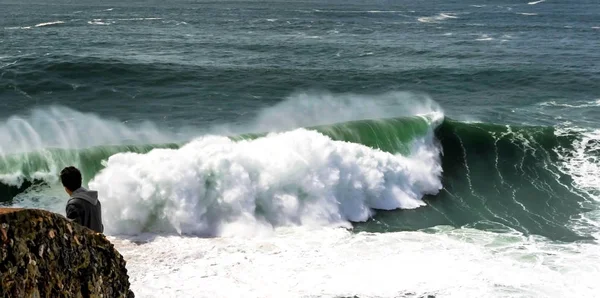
[0,208,134,298]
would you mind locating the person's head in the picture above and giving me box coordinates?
[60,166,82,195]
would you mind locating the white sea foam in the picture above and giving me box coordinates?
[34,21,65,27]
[539,99,600,109]
[162,20,188,25]
[7,20,65,29]
[4,26,32,30]
[111,227,600,298]
[528,0,546,5]
[88,19,110,25]
[366,10,404,13]
[86,18,163,24]
[313,10,403,14]
[115,18,162,21]
[555,128,600,201]
[476,34,494,41]
[552,123,600,241]
[0,173,26,188]
[418,13,458,24]
[90,125,443,236]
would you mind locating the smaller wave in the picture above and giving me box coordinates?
[528,0,546,5]
[366,10,404,13]
[313,10,403,14]
[418,13,458,24]
[518,12,539,16]
[476,34,494,41]
[296,34,321,39]
[114,18,162,21]
[84,17,163,25]
[162,20,188,26]
[88,19,111,25]
[34,21,65,28]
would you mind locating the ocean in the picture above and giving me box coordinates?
[1,0,599,297]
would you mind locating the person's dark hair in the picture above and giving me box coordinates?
[60,166,82,191]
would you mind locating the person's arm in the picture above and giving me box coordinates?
[66,201,84,226]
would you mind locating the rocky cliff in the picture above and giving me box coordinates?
[0,208,134,298]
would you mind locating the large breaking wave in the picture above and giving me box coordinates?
[0,97,597,241]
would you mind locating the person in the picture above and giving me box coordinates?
[60,166,104,233]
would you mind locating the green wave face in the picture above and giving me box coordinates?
[315,115,437,156]
[230,114,440,155]
[0,116,595,242]
[355,120,592,242]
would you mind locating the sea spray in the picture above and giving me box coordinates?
[0,106,175,154]
[248,90,443,133]
[0,106,185,187]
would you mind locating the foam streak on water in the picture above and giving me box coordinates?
[34,21,65,27]
[528,0,546,5]
[417,13,458,24]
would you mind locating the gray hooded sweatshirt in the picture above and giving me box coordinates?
[66,187,104,233]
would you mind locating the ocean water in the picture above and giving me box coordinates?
[1,0,599,297]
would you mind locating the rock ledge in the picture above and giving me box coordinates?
[0,208,134,298]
